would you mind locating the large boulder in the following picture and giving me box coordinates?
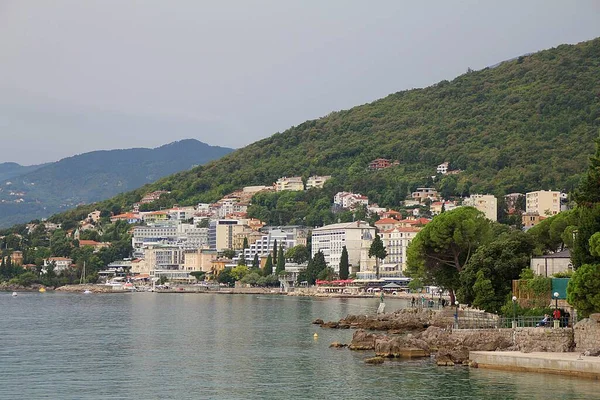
[349,330,383,350]
[374,335,430,358]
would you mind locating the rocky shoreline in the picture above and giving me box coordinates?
[316,308,578,366]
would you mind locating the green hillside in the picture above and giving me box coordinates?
[35,38,600,228]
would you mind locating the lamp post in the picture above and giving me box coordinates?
[512,296,517,328]
[439,288,443,308]
[454,301,459,329]
[553,291,560,329]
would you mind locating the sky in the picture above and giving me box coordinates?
[1,1,599,164]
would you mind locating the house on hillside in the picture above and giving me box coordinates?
[306,175,332,189]
[411,188,439,202]
[43,257,73,274]
[274,177,304,192]
[436,162,449,174]
[368,158,399,171]
[78,240,111,252]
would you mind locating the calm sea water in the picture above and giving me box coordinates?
[0,292,597,400]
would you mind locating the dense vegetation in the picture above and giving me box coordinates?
[0,140,233,228]
[29,38,600,230]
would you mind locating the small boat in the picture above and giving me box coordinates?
[12,292,18,297]
[83,290,92,294]
[39,287,46,293]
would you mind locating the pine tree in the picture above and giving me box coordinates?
[264,254,273,275]
[339,246,349,280]
[574,135,600,206]
[272,240,278,265]
[276,244,285,274]
[252,253,260,269]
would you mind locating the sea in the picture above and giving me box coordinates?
[0,292,597,400]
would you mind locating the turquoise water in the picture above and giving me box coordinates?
[0,292,597,399]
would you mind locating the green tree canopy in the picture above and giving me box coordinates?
[406,207,492,302]
[567,263,600,317]
[275,245,285,274]
[263,254,273,276]
[368,234,387,279]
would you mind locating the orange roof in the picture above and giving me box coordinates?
[397,227,421,233]
[375,218,397,225]
[49,257,72,261]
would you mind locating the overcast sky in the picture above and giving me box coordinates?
[1,1,599,164]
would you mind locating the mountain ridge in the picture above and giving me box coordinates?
[8,37,600,229]
[0,139,233,227]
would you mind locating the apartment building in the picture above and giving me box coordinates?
[463,194,498,221]
[311,221,376,272]
[274,176,304,192]
[306,175,332,189]
[526,190,561,216]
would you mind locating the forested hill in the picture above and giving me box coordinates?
[33,37,600,226]
[0,140,233,227]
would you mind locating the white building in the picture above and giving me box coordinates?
[306,175,332,189]
[43,257,72,274]
[132,224,178,258]
[530,249,572,277]
[526,190,561,216]
[463,194,498,221]
[380,226,421,272]
[437,162,449,175]
[333,192,369,209]
[311,221,376,272]
[242,228,299,260]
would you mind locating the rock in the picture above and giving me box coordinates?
[468,360,479,368]
[329,342,347,348]
[436,347,470,364]
[320,321,339,329]
[583,348,600,356]
[374,336,430,358]
[349,330,382,350]
[365,356,385,364]
[589,314,600,323]
[436,355,454,366]
[312,318,324,325]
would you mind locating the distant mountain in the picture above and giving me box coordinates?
[0,162,46,181]
[0,139,233,227]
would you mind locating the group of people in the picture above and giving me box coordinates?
[410,296,449,308]
[536,309,570,327]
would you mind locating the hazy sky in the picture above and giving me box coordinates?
[1,1,599,164]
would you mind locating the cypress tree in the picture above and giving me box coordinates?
[264,254,273,275]
[243,237,249,249]
[252,253,260,269]
[339,246,349,280]
[272,240,278,265]
[276,244,285,274]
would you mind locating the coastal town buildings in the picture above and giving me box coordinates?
[43,257,73,274]
[522,212,547,230]
[311,221,376,272]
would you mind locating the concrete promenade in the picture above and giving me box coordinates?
[470,351,600,380]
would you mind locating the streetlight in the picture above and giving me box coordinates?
[553,292,560,329]
[438,288,443,308]
[454,301,459,328]
[512,296,517,328]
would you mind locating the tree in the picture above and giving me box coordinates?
[472,270,496,312]
[285,245,309,264]
[573,135,600,206]
[221,249,236,259]
[217,268,235,286]
[243,237,249,249]
[252,253,260,270]
[406,207,492,303]
[458,230,535,312]
[238,251,247,266]
[190,271,206,282]
[231,265,249,281]
[264,254,273,276]
[567,263,600,317]
[272,240,278,265]
[339,246,349,280]
[276,245,285,274]
[368,234,387,279]
[297,251,327,285]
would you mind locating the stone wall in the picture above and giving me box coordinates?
[574,313,600,352]
[513,327,574,352]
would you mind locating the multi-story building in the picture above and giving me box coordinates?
[526,190,561,216]
[463,194,498,221]
[379,226,421,272]
[43,257,72,274]
[208,219,246,251]
[311,221,376,272]
[132,224,178,258]
[274,177,304,192]
[411,188,439,202]
[368,158,398,170]
[333,192,369,209]
[306,175,332,189]
[430,201,458,215]
[436,162,449,174]
[183,249,217,272]
[242,227,305,260]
